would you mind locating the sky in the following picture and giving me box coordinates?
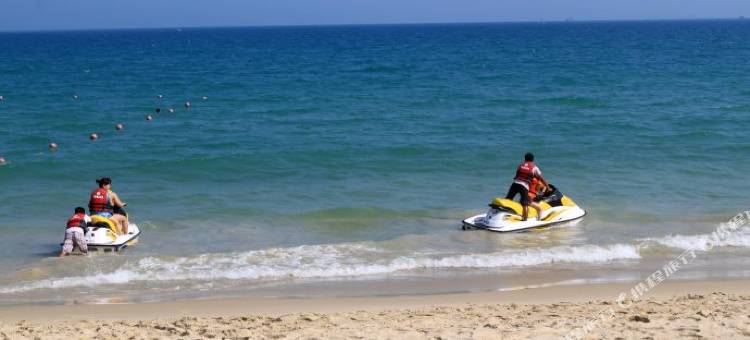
[1,0,749,32]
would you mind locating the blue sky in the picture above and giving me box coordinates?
[1,0,749,31]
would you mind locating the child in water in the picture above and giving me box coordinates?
[59,207,90,257]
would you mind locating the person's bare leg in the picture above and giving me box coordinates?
[118,215,128,234]
[110,215,128,234]
[522,204,528,221]
[108,217,122,234]
[530,202,543,220]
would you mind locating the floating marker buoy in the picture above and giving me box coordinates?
[168,108,175,113]
[49,142,58,150]
[89,133,98,141]
[0,157,6,165]
[146,115,153,121]
[157,94,163,99]
[184,101,191,108]
[72,94,79,100]
[202,96,208,100]
[155,108,161,114]
[0,95,4,101]
[115,123,124,131]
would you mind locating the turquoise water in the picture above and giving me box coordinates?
[1,20,750,304]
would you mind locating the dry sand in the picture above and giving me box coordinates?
[1,280,749,339]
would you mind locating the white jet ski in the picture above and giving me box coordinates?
[85,215,141,251]
[462,185,585,233]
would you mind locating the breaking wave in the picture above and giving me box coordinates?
[641,227,750,251]
[0,243,639,294]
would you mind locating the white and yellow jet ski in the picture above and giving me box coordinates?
[462,186,585,233]
[85,215,141,251]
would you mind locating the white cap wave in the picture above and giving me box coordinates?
[0,243,639,294]
[641,227,750,251]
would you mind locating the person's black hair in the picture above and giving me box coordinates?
[524,153,534,161]
[74,207,86,214]
[96,177,112,187]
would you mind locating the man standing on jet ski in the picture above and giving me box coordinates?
[506,153,548,221]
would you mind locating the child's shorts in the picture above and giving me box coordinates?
[62,227,88,254]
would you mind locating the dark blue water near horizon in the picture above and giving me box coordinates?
[1,20,749,303]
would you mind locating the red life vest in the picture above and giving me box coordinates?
[514,161,537,185]
[88,188,113,214]
[66,212,87,229]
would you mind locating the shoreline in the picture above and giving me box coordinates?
[1,278,748,322]
[2,279,750,339]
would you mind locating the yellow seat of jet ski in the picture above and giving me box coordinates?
[90,215,118,231]
[491,198,551,217]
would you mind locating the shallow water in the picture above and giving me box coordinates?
[1,20,749,304]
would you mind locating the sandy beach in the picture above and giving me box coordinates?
[1,279,749,339]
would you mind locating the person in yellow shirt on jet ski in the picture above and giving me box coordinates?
[506,153,548,221]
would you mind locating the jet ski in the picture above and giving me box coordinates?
[85,211,141,251]
[462,185,585,232]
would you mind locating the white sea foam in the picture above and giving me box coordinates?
[0,243,639,294]
[642,227,750,251]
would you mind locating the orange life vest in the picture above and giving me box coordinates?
[528,178,541,200]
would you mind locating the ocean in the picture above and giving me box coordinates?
[1,19,749,305]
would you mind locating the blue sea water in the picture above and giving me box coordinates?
[1,20,750,304]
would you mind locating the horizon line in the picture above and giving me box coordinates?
[0,16,746,34]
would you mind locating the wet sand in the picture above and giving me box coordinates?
[1,279,749,339]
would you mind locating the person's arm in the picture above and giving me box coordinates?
[110,192,127,208]
[535,168,548,188]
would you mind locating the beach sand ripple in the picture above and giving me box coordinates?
[2,292,750,339]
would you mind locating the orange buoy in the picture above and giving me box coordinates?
[89,133,98,141]
[49,142,58,150]
[115,123,124,130]
[146,115,153,121]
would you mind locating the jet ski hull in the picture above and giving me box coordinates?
[462,206,585,233]
[86,223,141,251]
